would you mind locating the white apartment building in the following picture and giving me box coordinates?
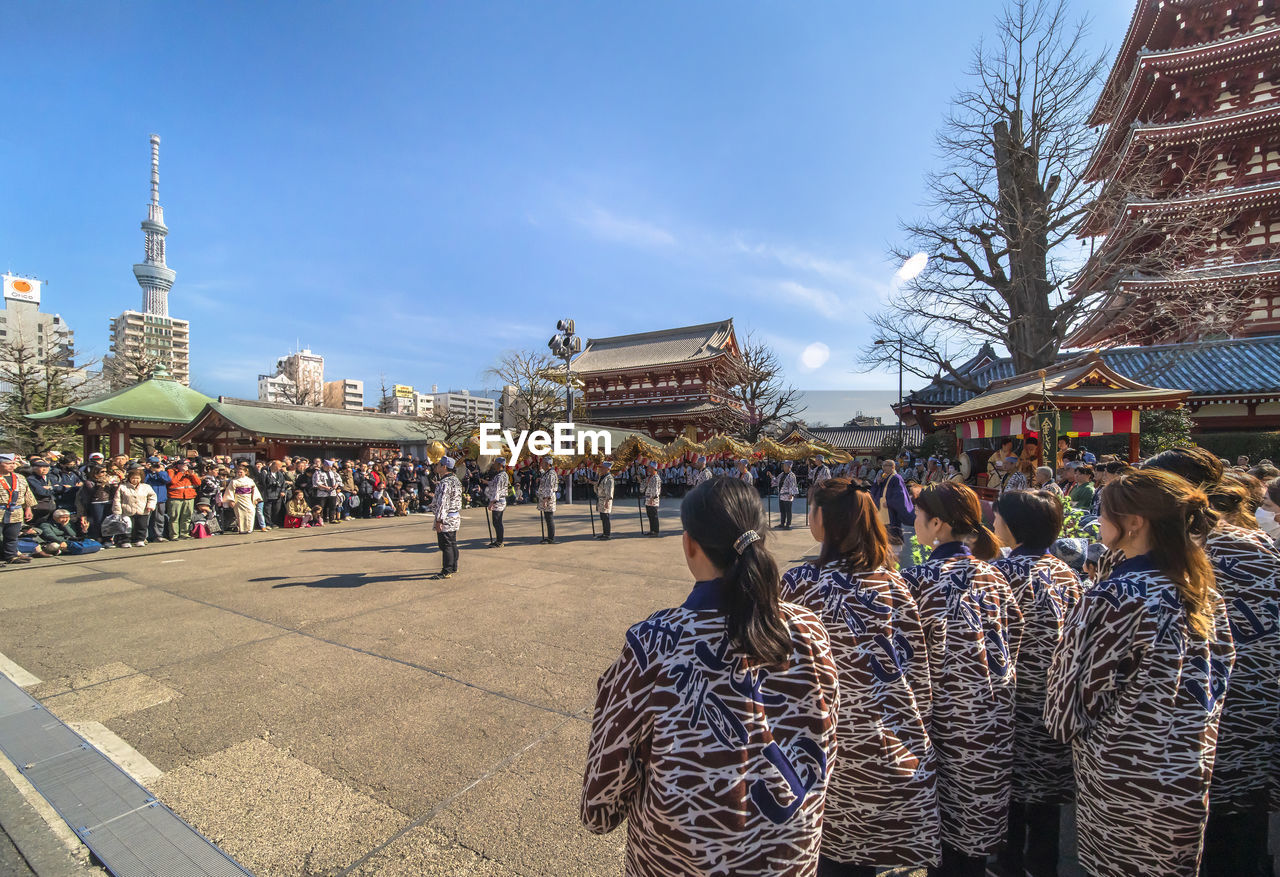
[258,371,297,404]
[431,388,496,422]
[272,348,324,404]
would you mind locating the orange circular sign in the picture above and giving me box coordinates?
[12,280,31,293]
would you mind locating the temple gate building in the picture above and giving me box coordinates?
[571,320,745,441]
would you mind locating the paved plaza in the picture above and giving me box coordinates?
[0,502,833,876]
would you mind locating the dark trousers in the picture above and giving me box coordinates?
[1,518,21,561]
[86,501,108,541]
[1201,804,1272,876]
[647,505,659,534]
[928,844,988,877]
[817,857,875,877]
[322,495,338,522]
[492,509,504,543]
[543,511,555,541]
[129,514,149,543]
[148,508,167,541]
[265,497,286,527]
[436,530,458,573]
[601,512,611,536]
[1000,801,1060,877]
[779,500,793,528]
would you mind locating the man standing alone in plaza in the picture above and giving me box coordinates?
[774,459,798,529]
[431,456,462,579]
[595,460,614,540]
[642,461,661,536]
[166,458,200,540]
[1,454,34,564]
[484,457,508,548]
[536,457,559,544]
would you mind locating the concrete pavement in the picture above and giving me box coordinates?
[0,502,829,876]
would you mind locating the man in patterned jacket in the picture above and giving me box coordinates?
[594,460,614,540]
[430,456,462,579]
[735,459,754,486]
[774,460,798,530]
[483,457,508,548]
[691,455,713,486]
[811,455,832,487]
[536,456,558,544]
[1,453,35,565]
[642,461,662,536]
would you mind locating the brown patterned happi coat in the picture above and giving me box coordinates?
[1203,524,1280,812]
[899,543,1021,857]
[582,579,839,876]
[1045,554,1235,877]
[781,562,939,868]
[991,548,1082,804]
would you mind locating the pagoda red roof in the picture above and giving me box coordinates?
[1088,99,1280,189]
[1088,25,1280,179]
[1066,257,1280,347]
[1083,177,1280,238]
[1091,0,1268,126]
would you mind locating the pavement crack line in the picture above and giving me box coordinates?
[335,707,591,877]
[87,567,590,723]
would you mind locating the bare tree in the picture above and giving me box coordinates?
[485,349,563,432]
[0,338,89,455]
[102,348,162,390]
[276,380,322,407]
[716,333,805,442]
[415,405,478,447]
[861,0,1239,389]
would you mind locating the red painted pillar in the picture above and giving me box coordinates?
[1128,432,1140,463]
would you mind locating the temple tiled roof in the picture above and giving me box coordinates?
[177,398,436,444]
[783,424,925,451]
[571,320,737,374]
[27,377,214,424]
[586,400,726,421]
[906,335,1280,407]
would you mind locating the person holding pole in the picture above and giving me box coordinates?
[484,457,508,548]
[537,456,559,544]
[643,461,662,536]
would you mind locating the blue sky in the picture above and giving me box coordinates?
[2,0,1132,423]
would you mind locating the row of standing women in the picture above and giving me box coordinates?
[581,449,1278,877]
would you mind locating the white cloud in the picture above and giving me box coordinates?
[773,280,844,319]
[575,206,676,248]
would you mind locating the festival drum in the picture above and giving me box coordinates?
[957,449,993,485]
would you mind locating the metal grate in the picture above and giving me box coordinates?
[0,675,252,877]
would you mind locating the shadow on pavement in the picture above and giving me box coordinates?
[270,572,434,589]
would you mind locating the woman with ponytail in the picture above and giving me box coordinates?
[782,478,939,875]
[1044,468,1234,877]
[1141,447,1280,877]
[899,481,1020,877]
[582,476,839,876]
[990,489,1082,877]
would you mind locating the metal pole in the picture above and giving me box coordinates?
[484,505,493,543]
[588,493,596,536]
[637,491,645,534]
[897,340,904,453]
[565,356,573,506]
